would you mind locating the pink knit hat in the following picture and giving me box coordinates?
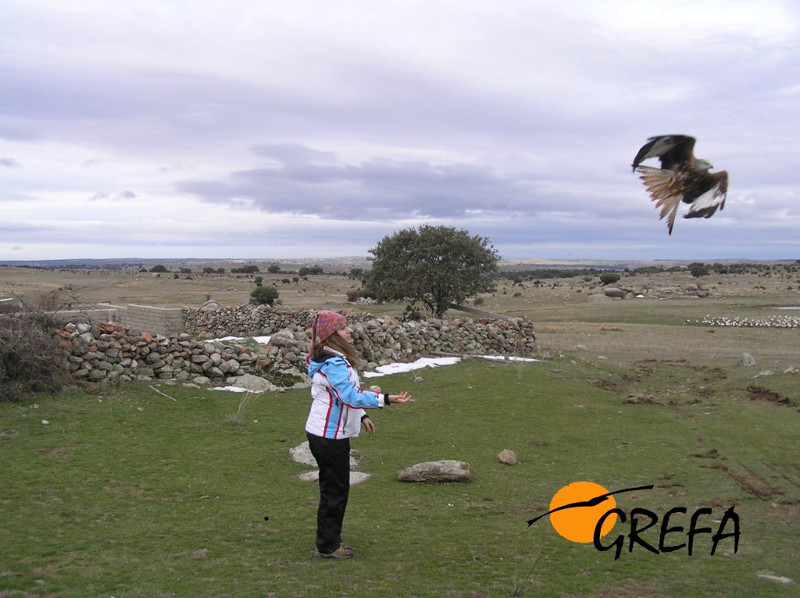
[311,310,347,351]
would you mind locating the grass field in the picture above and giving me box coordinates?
[1,263,798,596]
[1,355,798,597]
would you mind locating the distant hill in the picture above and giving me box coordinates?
[1,256,796,271]
[498,258,799,270]
[0,257,372,271]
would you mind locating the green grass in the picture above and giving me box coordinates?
[1,357,797,597]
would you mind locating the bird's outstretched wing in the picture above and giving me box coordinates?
[632,135,696,171]
[685,171,728,219]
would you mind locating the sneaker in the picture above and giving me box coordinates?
[314,544,355,559]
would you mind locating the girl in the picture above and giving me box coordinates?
[305,310,412,559]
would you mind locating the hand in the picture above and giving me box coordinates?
[388,391,413,404]
[362,417,376,435]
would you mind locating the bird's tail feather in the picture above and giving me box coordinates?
[636,166,681,235]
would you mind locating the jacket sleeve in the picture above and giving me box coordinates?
[322,357,386,409]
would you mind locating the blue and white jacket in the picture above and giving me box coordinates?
[305,348,387,439]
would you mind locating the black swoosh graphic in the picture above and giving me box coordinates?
[527,484,654,526]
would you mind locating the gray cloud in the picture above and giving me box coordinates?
[88,191,137,202]
[1,1,798,260]
[179,144,542,220]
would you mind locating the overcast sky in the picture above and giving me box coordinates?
[2,0,799,262]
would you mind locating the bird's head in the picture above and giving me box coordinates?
[694,159,713,172]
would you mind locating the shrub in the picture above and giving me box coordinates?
[402,301,425,321]
[0,298,70,402]
[690,263,711,278]
[599,272,621,285]
[299,266,323,276]
[250,285,279,306]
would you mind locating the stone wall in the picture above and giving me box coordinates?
[183,304,537,367]
[56,306,537,386]
[56,322,273,386]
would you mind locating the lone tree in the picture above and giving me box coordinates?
[364,225,499,317]
[689,262,710,278]
[599,272,621,286]
[250,285,279,306]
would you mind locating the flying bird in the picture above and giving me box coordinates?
[632,135,728,235]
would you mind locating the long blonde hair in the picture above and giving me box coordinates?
[314,330,361,367]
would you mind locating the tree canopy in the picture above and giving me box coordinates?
[363,225,499,317]
[250,285,279,306]
[599,272,621,285]
[689,262,711,278]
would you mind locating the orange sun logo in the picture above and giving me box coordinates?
[548,481,618,543]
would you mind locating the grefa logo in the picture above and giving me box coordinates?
[527,481,740,561]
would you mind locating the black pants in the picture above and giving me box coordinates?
[306,432,351,553]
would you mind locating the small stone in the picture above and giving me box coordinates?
[738,353,757,367]
[498,449,518,466]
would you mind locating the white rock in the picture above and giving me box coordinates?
[230,373,276,392]
[298,470,371,485]
[757,572,793,584]
[397,460,471,483]
[289,442,317,467]
[289,441,359,468]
